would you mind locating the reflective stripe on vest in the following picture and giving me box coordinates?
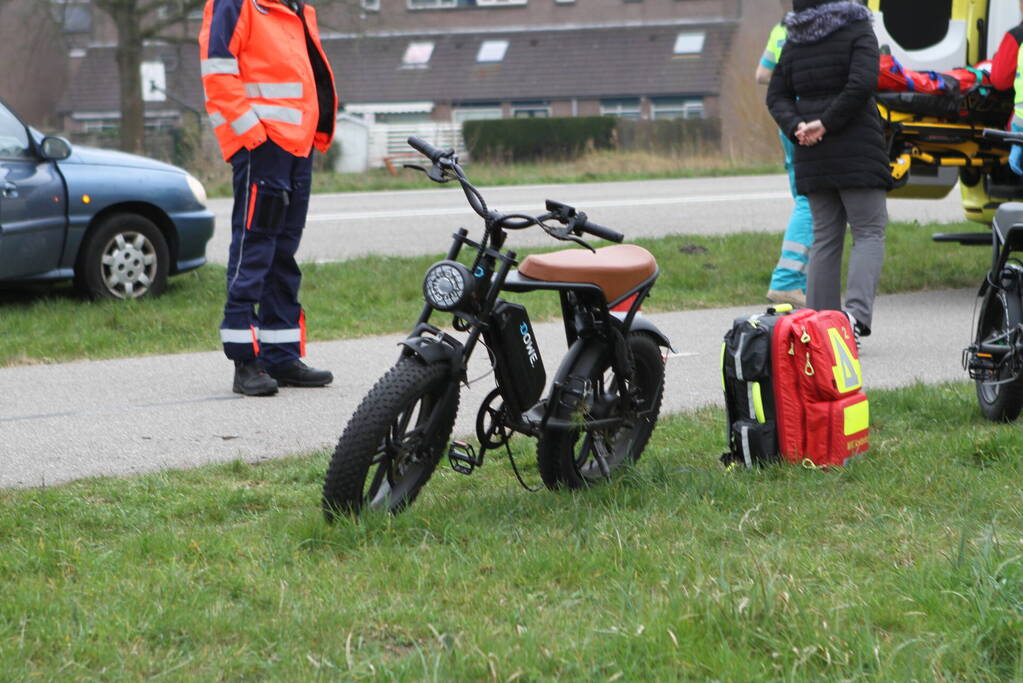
[245,82,304,99]
[209,112,227,128]
[231,109,261,136]
[201,58,240,76]
[259,328,302,344]
[1015,47,1023,119]
[252,104,303,125]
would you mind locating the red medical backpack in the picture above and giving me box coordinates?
[722,306,869,468]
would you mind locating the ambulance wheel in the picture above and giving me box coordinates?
[77,213,169,300]
[322,359,459,519]
[536,333,664,489]
[975,288,1023,422]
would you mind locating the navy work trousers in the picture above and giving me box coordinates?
[220,140,313,369]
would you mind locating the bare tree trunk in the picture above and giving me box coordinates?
[113,7,145,154]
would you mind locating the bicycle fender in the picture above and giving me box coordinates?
[399,334,462,366]
[610,311,675,352]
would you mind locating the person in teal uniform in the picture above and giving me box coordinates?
[756,22,814,307]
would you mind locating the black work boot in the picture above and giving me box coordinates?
[233,359,279,396]
[266,360,333,387]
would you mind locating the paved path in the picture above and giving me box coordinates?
[1,288,978,489]
[206,175,968,263]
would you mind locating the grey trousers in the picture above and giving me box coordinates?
[805,187,888,333]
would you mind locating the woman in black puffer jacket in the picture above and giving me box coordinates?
[767,0,891,342]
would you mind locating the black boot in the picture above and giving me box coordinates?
[233,360,279,396]
[266,360,333,387]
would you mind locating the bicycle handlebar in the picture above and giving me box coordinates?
[982,129,1023,146]
[407,135,448,164]
[577,216,624,243]
[406,136,625,244]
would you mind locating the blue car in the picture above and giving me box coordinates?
[0,98,214,299]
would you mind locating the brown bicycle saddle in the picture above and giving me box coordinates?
[517,244,657,302]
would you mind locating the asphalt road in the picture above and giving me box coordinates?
[206,174,968,263]
[0,175,984,488]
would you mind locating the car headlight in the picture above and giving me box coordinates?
[185,173,208,206]
[423,260,474,312]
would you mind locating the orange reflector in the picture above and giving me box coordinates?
[82,195,91,204]
[977,353,993,358]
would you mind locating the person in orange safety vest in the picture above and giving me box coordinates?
[200,0,338,396]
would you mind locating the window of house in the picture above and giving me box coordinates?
[512,101,550,118]
[555,0,575,4]
[476,0,528,5]
[401,41,435,68]
[600,98,641,119]
[62,3,91,33]
[81,119,118,133]
[156,1,201,20]
[651,97,704,120]
[407,0,457,9]
[673,32,705,55]
[140,61,168,102]
[477,40,509,63]
[361,0,381,10]
[453,103,503,123]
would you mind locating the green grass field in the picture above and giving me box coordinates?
[0,220,989,366]
[1,382,1021,679]
[1,196,1014,677]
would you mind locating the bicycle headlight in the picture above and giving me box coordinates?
[423,260,474,311]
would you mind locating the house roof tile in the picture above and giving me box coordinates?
[327,21,735,104]
[62,20,734,116]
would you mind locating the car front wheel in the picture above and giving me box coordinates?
[77,213,169,300]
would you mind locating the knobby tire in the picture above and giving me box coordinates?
[322,358,459,519]
[536,333,664,489]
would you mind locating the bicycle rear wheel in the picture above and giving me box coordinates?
[536,333,664,489]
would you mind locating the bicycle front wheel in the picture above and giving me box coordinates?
[322,359,459,519]
[975,286,1023,422]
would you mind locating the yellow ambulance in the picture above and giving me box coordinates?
[869,0,1022,223]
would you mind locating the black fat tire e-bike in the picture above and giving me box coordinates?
[322,137,673,518]
[956,131,1023,422]
[963,200,1023,421]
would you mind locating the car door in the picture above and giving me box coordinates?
[0,100,67,279]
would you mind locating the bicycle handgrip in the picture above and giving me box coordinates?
[982,128,1023,145]
[408,136,445,163]
[581,218,624,243]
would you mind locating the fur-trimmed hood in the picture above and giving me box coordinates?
[783,2,872,45]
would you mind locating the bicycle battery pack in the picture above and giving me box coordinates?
[485,301,546,413]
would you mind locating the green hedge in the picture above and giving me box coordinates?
[615,118,721,155]
[463,116,617,162]
[462,116,721,162]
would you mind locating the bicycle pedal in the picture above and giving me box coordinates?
[448,440,482,475]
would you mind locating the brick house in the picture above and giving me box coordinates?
[1,0,787,163]
[322,0,741,126]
